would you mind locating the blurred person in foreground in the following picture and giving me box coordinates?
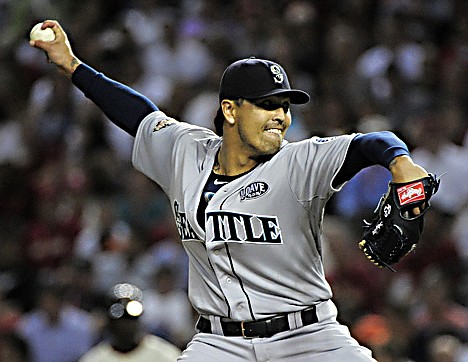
[79,283,181,362]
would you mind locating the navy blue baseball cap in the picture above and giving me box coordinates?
[219,57,310,104]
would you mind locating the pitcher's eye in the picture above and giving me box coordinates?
[254,100,290,113]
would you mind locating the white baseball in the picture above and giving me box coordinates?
[30,23,55,42]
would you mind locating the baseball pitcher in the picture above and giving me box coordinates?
[31,20,439,362]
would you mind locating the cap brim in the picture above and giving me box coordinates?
[244,89,310,104]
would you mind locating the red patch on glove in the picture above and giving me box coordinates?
[397,181,425,206]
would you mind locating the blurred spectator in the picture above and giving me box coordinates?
[0,103,30,167]
[116,168,171,245]
[180,59,224,130]
[21,160,82,275]
[24,70,77,161]
[411,267,468,333]
[87,217,138,294]
[16,283,96,362]
[0,332,31,362]
[407,106,468,215]
[396,208,462,286]
[351,307,425,361]
[133,222,190,292]
[451,205,468,305]
[56,258,103,313]
[79,282,181,362]
[0,162,29,218]
[331,119,392,224]
[322,216,386,326]
[381,304,420,362]
[408,267,468,362]
[428,334,465,362]
[141,264,195,349]
[353,312,390,345]
[0,293,30,361]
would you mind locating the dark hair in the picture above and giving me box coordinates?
[213,99,244,136]
[214,107,224,136]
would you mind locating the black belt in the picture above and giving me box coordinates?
[196,306,318,338]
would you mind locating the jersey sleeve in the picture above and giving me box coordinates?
[131,111,217,193]
[287,134,356,206]
[334,131,410,186]
[72,63,158,136]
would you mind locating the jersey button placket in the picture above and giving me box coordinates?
[205,209,251,320]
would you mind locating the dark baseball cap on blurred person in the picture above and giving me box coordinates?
[219,57,310,104]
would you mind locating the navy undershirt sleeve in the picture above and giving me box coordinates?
[71,63,158,136]
[334,131,410,186]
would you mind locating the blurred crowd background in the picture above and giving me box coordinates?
[0,0,467,361]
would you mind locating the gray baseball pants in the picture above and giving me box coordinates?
[178,301,376,361]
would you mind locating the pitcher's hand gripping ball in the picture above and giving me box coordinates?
[30,22,55,42]
[359,174,440,271]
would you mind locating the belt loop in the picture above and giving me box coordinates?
[287,312,297,329]
[209,315,224,335]
[287,310,304,329]
[315,300,338,323]
[294,310,304,328]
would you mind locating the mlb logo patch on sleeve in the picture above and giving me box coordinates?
[397,181,425,206]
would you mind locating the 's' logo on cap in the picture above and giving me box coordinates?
[270,65,284,84]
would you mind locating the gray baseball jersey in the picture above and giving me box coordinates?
[132,111,355,322]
